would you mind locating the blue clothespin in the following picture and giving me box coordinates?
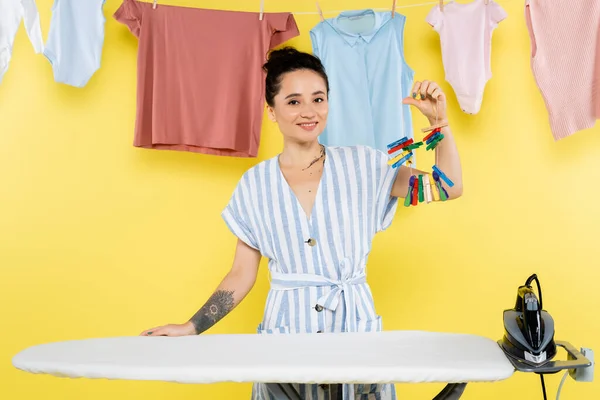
[426,132,441,145]
[387,137,409,150]
[392,151,413,168]
[432,165,454,187]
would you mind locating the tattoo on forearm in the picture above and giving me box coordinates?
[189,290,235,334]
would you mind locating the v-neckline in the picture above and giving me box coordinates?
[276,147,328,222]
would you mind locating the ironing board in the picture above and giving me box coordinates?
[12,330,515,399]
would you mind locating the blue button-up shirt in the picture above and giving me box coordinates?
[310,10,415,156]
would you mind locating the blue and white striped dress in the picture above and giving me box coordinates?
[221,145,399,400]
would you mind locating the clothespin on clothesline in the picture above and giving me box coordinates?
[316,2,325,21]
[392,0,397,17]
[259,0,264,20]
[153,0,157,9]
[439,0,444,12]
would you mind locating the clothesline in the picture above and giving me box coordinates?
[150,0,515,16]
[293,1,441,15]
[289,0,516,16]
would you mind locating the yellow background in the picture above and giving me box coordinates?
[2,0,598,398]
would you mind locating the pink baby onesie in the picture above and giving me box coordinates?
[525,0,600,140]
[426,0,506,114]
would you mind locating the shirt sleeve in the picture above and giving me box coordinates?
[489,1,507,27]
[221,174,260,251]
[370,147,400,233]
[113,0,143,38]
[268,13,300,49]
[425,5,443,31]
[21,0,44,54]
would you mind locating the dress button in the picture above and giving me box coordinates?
[306,238,317,247]
[317,330,322,333]
[315,304,324,312]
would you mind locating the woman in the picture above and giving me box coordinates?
[139,47,463,399]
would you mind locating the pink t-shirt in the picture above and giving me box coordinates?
[525,0,600,140]
[114,0,299,157]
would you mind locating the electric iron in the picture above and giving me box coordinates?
[500,274,557,367]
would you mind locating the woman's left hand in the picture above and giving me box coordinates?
[402,80,447,124]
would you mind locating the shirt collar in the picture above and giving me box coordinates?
[329,9,387,47]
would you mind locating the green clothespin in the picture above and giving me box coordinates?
[418,175,424,202]
[404,176,415,207]
[426,134,445,151]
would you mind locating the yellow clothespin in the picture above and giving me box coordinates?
[439,0,444,12]
[153,0,157,9]
[428,175,439,201]
[392,0,397,18]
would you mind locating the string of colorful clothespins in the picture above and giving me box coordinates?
[386,123,454,207]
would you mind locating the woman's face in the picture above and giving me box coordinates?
[267,69,328,144]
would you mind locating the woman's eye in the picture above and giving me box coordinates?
[314,98,324,103]
[288,100,299,105]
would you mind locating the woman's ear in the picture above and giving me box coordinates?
[266,105,276,122]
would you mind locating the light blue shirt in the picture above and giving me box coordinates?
[310,10,415,158]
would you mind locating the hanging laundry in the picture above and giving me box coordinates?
[0,0,44,84]
[43,0,106,88]
[310,9,415,155]
[524,0,600,141]
[426,0,507,115]
[113,0,299,157]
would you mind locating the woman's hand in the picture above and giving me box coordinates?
[403,80,447,124]
[139,321,196,336]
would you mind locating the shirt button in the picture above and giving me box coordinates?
[315,304,323,312]
[306,238,317,247]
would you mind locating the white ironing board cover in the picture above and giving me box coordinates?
[12,330,514,384]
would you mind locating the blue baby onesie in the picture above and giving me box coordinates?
[310,10,415,156]
[44,0,106,87]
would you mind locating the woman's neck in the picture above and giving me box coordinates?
[279,140,323,169]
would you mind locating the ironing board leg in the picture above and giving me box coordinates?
[432,383,467,400]
[265,383,343,400]
[265,383,302,400]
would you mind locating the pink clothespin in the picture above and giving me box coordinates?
[152,0,157,9]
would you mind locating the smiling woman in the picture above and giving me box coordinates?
[139,46,463,400]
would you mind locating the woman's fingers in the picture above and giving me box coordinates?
[419,80,431,100]
[411,81,422,99]
[140,326,164,336]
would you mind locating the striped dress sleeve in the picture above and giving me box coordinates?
[370,146,400,232]
[221,173,260,250]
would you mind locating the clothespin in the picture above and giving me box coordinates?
[316,2,325,22]
[424,175,433,203]
[152,0,157,9]
[439,0,444,12]
[418,175,425,203]
[411,176,419,205]
[387,137,409,150]
[432,171,449,201]
[426,134,444,151]
[392,0,397,18]
[388,151,413,168]
[421,121,448,133]
[428,175,440,201]
[423,127,441,142]
[484,0,489,4]
[387,138,414,154]
[432,165,454,187]
[404,176,415,207]
[404,141,424,151]
[259,0,264,20]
